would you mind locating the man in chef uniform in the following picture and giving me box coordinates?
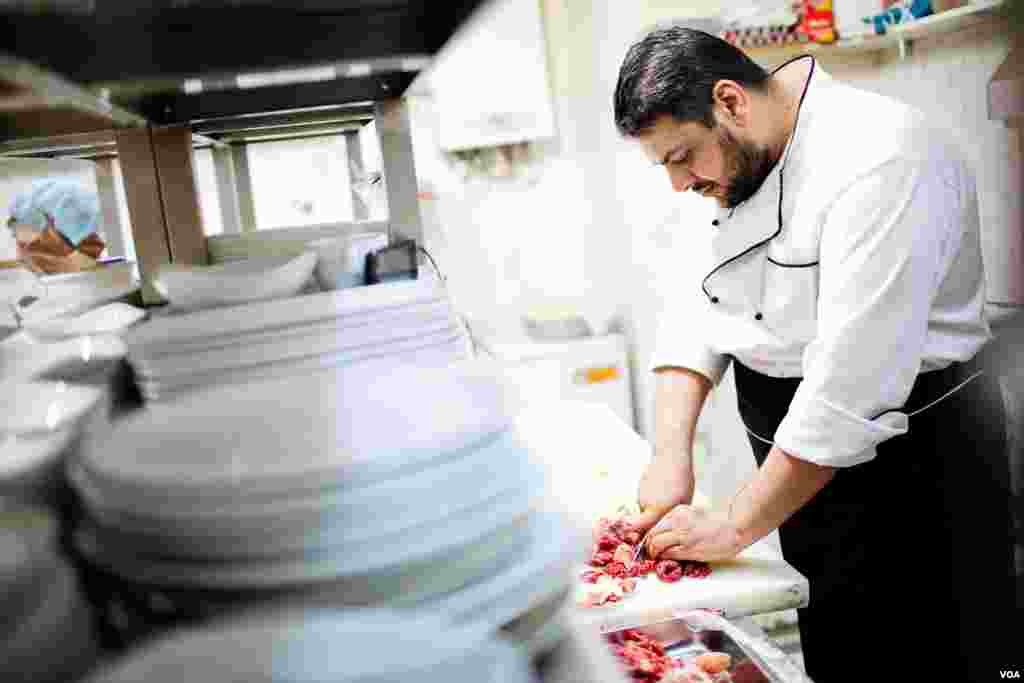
[614,28,1015,682]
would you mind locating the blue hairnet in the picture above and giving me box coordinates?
[8,179,100,247]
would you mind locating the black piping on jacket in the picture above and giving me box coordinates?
[700,54,820,303]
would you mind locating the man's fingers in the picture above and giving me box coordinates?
[625,507,664,534]
[660,545,698,562]
[648,527,686,558]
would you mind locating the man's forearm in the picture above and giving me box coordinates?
[728,446,836,549]
[652,367,712,465]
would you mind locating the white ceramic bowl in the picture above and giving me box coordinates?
[308,237,362,291]
[0,381,105,437]
[11,262,140,324]
[152,251,317,312]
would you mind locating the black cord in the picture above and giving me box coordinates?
[417,245,445,284]
[417,245,489,357]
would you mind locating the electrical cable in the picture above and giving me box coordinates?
[417,245,489,357]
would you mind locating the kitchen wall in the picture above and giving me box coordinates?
[406,0,1018,507]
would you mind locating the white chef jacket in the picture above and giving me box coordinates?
[650,57,991,468]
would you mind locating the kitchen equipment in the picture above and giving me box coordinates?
[605,610,812,683]
[151,251,317,312]
[365,238,418,285]
[483,332,635,429]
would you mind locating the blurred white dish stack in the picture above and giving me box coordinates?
[6,262,140,325]
[0,380,108,508]
[151,251,317,312]
[308,232,387,291]
[22,303,147,343]
[126,278,470,401]
[83,608,536,683]
[72,360,579,633]
[0,507,99,683]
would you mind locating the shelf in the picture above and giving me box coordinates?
[0,54,149,140]
[0,1,485,140]
[742,0,1009,63]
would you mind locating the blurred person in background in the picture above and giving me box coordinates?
[7,178,105,274]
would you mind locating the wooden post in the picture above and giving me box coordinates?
[115,128,171,303]
[150,126,208,267]
[115,125,209,303]
[374,99,423,243]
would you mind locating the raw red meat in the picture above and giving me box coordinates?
[582,516,713,608]
[656,560,684,582]
[606,629,681,682]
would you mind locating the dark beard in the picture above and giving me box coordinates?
[718,125,778,209]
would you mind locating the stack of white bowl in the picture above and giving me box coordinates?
[0,506,99,683]
[70,359,581,647]
[125,278,470,402]
[83,607,535,683]
[0,381,109,509]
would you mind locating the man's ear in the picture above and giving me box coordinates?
[711,80,752,128]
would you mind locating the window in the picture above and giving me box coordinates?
[247,135,356,230]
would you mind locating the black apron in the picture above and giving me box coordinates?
[733,357,1016,683]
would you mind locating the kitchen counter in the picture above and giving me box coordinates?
[513,398,810,628]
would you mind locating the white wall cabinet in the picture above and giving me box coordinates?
[423,0,556,151]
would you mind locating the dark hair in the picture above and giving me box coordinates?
[614,27,770,136]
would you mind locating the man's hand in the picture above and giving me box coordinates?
[646,504,744,563]
[627,454,694,533]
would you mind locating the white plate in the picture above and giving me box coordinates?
[24,303,147,343]
[12,262,140,325]
[0,381,104,437]
[131,298,453,361]
[135,333,468,401]
[73,426,534,529]
[126,278,444,352]
[440,506,581,632]
[75,491,541,588]
[82,607,531,683]
[0,333,126,384]
[131,315,459,380]
[152,252,317,313]
[79,360,513,497]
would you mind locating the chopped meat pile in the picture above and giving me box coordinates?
[606,629,734,683]
[579,516,711,607]
[606,629,682,682]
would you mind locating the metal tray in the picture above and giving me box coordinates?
[605,611,810,683]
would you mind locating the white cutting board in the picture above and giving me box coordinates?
[514,399,809,631]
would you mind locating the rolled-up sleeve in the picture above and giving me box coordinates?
[774,157,962,467]
[649,309,730,385]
